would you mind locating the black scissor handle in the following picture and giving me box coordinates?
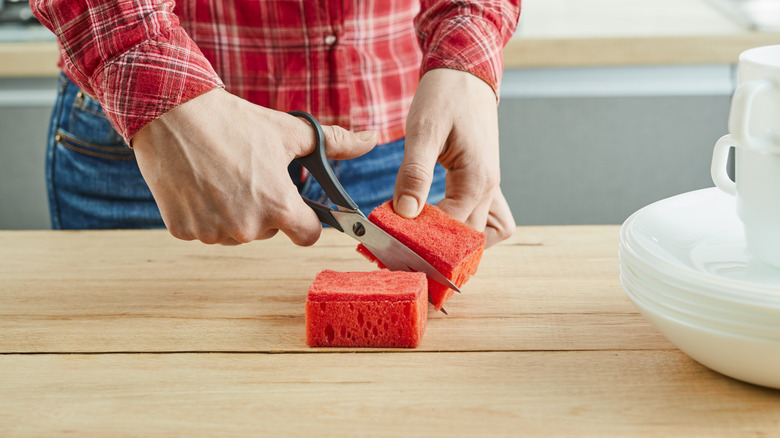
[300,197,343,232]
[289,110,359,212]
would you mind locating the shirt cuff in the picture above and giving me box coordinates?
[418,15,506,100]
[83,27,224,143]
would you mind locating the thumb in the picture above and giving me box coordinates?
[287,112,376,159]
[393,133,440,219]
[320,125,377,160]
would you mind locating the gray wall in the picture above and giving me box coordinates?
[498,65,733,226]
[0,65,734,229]
[498,95,730,225]
[0,78,56,230]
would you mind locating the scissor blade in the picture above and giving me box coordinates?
[331,210,461,293]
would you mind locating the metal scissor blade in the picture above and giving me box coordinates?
[331,210,461,293]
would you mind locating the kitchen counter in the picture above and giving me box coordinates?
[507,0,780,67]
[1,227,778,436]
[0,40,58,77]
[3,0,780,77]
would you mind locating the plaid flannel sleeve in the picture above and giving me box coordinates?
[32,0,224,143]
[415,0,521,98]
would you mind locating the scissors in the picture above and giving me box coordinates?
[289,110,460,297]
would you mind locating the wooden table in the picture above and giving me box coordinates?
[1,227,778,436]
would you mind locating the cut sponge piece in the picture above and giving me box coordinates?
[305,270,428,348]
[356,201,486,311]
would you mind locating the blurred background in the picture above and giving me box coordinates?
[1,0,777,229]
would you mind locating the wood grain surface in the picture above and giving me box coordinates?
[0,227,669,353]
[1,227,779,436]
[2,352,779,437]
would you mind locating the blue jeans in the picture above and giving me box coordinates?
[47,73,445,229]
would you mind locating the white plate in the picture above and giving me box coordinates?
[620,240,780,310]
[620,259,780,339]
[620,252,780,324]
[621,188,780,295]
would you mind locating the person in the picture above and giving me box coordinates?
[32,0,520,247]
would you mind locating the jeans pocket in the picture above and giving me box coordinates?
[58,91,132,160]
[69,91,126,147]
[54,128,134,161]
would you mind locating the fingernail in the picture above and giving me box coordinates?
[395,195,418,218]
[356,130,377,142]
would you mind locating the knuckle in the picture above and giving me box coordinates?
[485,170,500,189]
[265,198,307,233]
[231,228,255,244]
[296,230,320,247]
[167,224,194,241]
[464,169,499,198]
[499,223,515,240]
[407,114,438,141]
[198,230,222,245]
[258,228,279,240]
[489,210,516,243]
[398,162,434,190]
[265,202,292,227]
[324,125,347,147]
[225,217,256,244]
[472,169,491,188]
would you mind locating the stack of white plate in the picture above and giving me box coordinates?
[619,188,780,389]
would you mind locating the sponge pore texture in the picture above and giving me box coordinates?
[305,270,428,348]
[356,201,485,311]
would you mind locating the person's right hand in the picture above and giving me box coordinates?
[131,88,377,246]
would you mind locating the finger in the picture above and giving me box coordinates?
[279,206,322,246]
[393,120,445,218]
[270,186,324,247]
[435,167,494,224]
[160,199,207,243]
[189,201,246,245]
[256,228,279,240]
[483,189,516,248]
[289,115,377,160]
[464,194,492,233]
[320,126,377,160]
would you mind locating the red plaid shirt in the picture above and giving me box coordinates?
[33,0,520,144]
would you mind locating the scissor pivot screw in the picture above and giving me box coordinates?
[352,222,366,237]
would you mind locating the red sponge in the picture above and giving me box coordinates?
[356,201,486,311]
[305,270,428,348]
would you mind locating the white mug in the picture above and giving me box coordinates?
[711,45,780,268]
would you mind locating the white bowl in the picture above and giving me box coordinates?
[619,188,780,388]
[622,276,780,389]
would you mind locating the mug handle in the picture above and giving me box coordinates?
[729,79,773,144]
[711,134,736,195]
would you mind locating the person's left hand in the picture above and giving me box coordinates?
[393,68,516,247]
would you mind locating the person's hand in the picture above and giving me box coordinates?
[132,88,377,245]
[393,68,515,247]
